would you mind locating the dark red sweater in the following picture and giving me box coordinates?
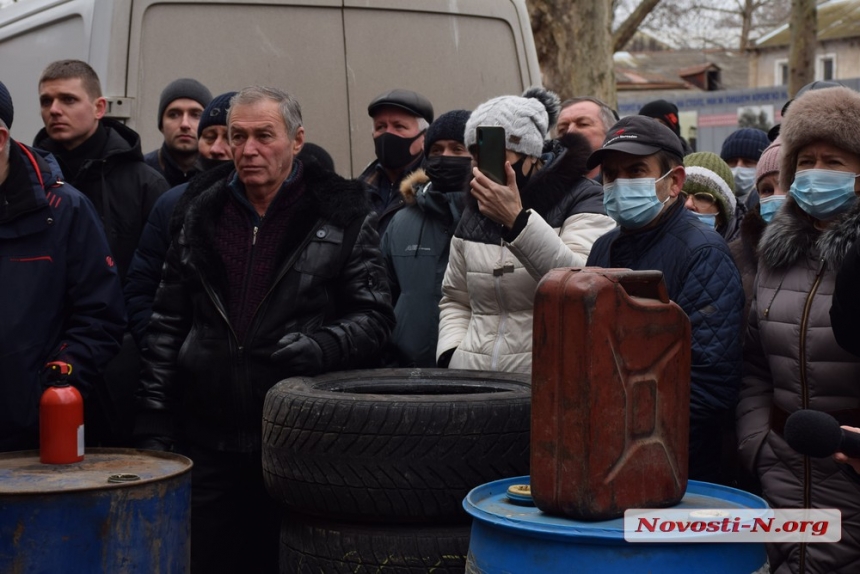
[213,163,306,342]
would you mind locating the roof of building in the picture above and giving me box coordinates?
[755,0,860,48]
[614,49,749,92]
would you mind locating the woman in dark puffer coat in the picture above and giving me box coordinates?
[737,86,860,574]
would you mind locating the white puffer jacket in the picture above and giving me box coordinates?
[437,134,616,374]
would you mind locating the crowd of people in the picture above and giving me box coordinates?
[2,58,860,573]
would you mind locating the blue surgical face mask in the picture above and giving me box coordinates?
[603,170,672,229]
[693,212,716,228]
[789,169,859,220]
[758,195,786,224]
[731,166,757,199]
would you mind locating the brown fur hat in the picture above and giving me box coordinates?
[780,86,860,190]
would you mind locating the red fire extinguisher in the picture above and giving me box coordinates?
[40,361,84,464]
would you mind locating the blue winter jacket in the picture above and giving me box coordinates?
[0,142,126,450]
[124,183,186,347]
[586,200,744,432]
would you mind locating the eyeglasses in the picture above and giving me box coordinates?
[687,192,717,209]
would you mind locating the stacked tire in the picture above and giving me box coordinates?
[262,369,531,573]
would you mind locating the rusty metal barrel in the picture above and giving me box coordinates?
[0,448,192,573]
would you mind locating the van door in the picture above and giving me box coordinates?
[127,0,351,169]
[0,1,93,145]
[343,0,540,174]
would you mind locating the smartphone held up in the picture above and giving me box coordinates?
[476,126,507,185]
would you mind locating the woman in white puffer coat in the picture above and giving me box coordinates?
[436,88,616,374]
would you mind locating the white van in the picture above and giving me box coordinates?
[0,0,540,175]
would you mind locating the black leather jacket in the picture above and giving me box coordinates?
[136,159,395,452]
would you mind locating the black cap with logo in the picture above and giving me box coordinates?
[587,115,684,170]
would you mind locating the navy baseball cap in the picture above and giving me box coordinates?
[587,115,684,170]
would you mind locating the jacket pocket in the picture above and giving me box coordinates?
[293,225,344,279]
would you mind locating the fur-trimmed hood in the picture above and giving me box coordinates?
[759,195,860,270]
[179,158,370,284]
[399,168,429,205]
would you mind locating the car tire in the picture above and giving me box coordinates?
[279,514,471,574]
[262,368,530,523]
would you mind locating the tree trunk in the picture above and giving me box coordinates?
[739,0,754,50]
[788,0,816,96]
[528,0,616,107]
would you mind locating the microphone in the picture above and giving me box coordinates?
[784,409,860,458]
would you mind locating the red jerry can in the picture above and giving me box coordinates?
[530,268,691,521]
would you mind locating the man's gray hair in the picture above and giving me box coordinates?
[560,97,618,133]
[228,86,303,138]
[372,116,429,133]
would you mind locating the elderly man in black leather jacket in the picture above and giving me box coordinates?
[135,86,394,574]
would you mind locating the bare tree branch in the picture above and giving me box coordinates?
[613,0,663,52]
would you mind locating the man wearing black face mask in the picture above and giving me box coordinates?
[360,89,434,236]
[380,110,471,367]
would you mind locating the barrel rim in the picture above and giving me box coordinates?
[463,476,770,543]
[0,448,192,495]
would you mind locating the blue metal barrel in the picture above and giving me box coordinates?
[464,477,768,574]
[0,448,192,573]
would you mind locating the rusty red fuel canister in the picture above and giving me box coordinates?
[530,268,691,521]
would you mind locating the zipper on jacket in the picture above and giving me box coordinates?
[200,275,246,445]
[238,219,262,328]
[798,257,825,574]
[232,217,264,447]
[244,219,324,345]
[799,258,826,410]
[201,279,240,345]
[490,241,509,370]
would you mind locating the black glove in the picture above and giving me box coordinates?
[271,332,325,376]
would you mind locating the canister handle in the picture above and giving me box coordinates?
[607,269,669,303]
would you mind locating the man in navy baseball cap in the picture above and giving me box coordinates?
[586,113,744,484]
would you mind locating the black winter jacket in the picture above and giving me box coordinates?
[144,143,204,188]
[136,160,395,452]
[124,163,234,348]
[833,230,860,356]
[34,120,170,282]
[359,154,424,237]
